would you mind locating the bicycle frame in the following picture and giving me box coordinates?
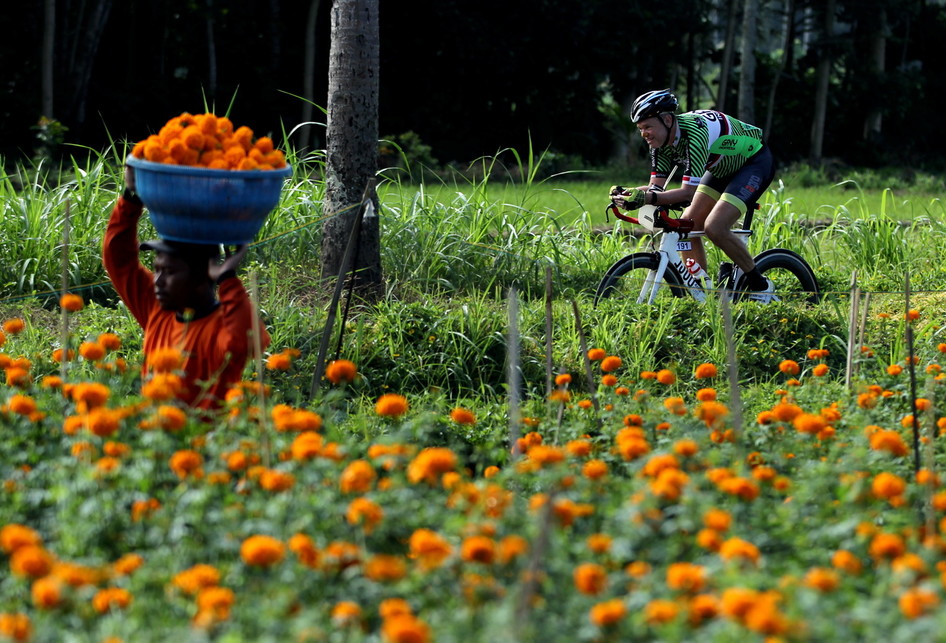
[609,203,751,304]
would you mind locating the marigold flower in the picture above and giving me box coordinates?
[792,412,826,435]
[461,535,496,564]
[694,362,718,378]
[78,341,105,362]
[5,367,31,388]
[574,562,608,595]
[365,554,408,582]
[589,598,626,627]
[382,613,431,643]
[154,405,187,432]
[240,535,285,567]
[2,319,25,335]
[59,293,84,312]
[92,587,133,613]
[666,562,706,593]
[719,537,760,564]
[831,549,862,575]
[695,400,729,428]
[169,449,203,479]
[899,587,938,619]
[265,351,292,371]
[0,613,32,641]
[869,429,909,457]
[587,348,606,361]
[600,355,622,372]
[346,497,384,533]
[10,545,54,578]
[703,508,731,532]
[887,364,903,376]
[376,393,409,418]
[868,532,905,560]
[872,472,907,500]
[31,576,63,609]
[663,396,687,415]
[645,598,679,624]
[409,528,452,570]
[407,447,457,484]
[8,394,37,417]
[340,459,376,494]
[718,476,760,501]
[582,459,609,480]
[778,359,800,375]
[450,407,476,425]
[288,533,319,568]
[656,368,676,385]
[196,586,235,622]
[812,363,829,377]
[148,347,184,373]
[0,525,42,554]
[290,431,323,460]
[259,469,295,492]
[802,566,839,592]
[498,535,529,564]
[172,564,221,594]
[600,374,618,387]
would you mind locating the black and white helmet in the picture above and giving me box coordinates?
[630,89,679,123]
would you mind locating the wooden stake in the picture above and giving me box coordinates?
[845,271,859,390]
[545,266,553,398]
[309,180,376,398]
[719,293,744,441]
[571,300,602,432]
[59,200,71,381]
[249,271,271,467]
[508,286,522,455]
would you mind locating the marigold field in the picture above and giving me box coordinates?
[2,302,946,642]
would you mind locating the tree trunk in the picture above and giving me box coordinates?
[60,0,114,128]
[738,0,759,123]
[863,8,886,140]
[764,0,797,136]
[320,0,382,290]
[717,0,739,111]
[205,0,217,99]
[300,0,323,152]
[42,0,55,118]
[809,0,836,166]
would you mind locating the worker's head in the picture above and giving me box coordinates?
[630,89,678,149]
[140,239,219,312]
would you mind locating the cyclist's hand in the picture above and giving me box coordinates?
[610,186,646,211]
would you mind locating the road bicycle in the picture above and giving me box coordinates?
[594,201,819,306]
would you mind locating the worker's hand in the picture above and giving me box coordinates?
[208,245,249,282]
[610,186,646,211]
[123,163,137,193]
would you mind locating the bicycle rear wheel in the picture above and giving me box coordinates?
[736,249,820,304]
[594,253,688,306]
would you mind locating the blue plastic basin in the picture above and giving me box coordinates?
[126,155,292,244]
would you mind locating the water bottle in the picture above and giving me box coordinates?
[685,258,708,281]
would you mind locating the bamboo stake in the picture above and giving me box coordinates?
[309,180,375,398]
[249,271,271,467]
[719,293,744,442]
[855,291,872,376]
[59,200,71,380]
[507,286,522,455]
[844,271,859,390]
[904,271,921,475]
[572,300,602,432]
[544,266,553,398]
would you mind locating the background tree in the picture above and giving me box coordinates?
[320,0,382,288]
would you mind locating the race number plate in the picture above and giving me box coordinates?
[676,240,692,251]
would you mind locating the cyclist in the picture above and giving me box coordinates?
[609,89,776,299]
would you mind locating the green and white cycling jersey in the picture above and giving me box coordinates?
[650,110,764,187]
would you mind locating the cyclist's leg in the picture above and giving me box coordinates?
[679,192,716,271]
[703,147,777,286]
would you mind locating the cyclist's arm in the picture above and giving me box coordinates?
[649,182,697,207]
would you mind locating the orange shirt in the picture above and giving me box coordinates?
[102,196,270,408]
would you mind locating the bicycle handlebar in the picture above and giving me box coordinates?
[606,203,695,232]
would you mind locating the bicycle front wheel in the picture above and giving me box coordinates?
[594,253,688,306]
[736,249,820,304]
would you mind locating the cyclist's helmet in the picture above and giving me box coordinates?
[630,89,679,123]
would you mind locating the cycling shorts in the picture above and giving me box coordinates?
[695,145,776,216]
